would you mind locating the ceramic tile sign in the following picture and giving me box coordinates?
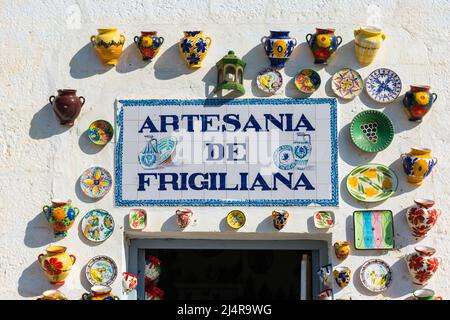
[115,98,338,206]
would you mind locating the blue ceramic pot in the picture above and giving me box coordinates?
[261,31,297,68]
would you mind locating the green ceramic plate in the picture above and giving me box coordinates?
[350,110,394,153]
[346,164,398,202]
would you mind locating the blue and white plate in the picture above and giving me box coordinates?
[81,209,114,242]
[365,68,402,104]
[273,145,296,170]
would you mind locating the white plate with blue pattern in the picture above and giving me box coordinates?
[365,68,402,104]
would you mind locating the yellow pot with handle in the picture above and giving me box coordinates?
[91,28,126,65]
[38,246,76,285]
[354,26,385,65]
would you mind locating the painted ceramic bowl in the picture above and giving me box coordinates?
[294,69,321,94]
[81,209,115,242]
[413,288,436,300]
[350,110,394,153]
[226,210,246,229]
[314,211,335,228]
[157,137,178,164]
[334,241,351,260]
[334,266,351,289]
[129,209,147,230]
[80,167,112,198]
[85,255,118,286]
[88,120,114,145]
[360,259,392,292]
[256,67,283,94]
[346,164,398,202]
[365,68,402,103]
[331,68,363,99]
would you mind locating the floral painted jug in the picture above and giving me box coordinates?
[306,28,342,64]
[406,199,441,238]
[354,26,386,65]
[403,85,438,122]
[401,147,437,185]
[261,31,297,68]
[134,31,164,61]
[139,136,161,170]
[405,246,440,285]
[176,208,193,229]
[178,31,212,67]
[82,285,119,300]
[293,132,312,170]
[271,210,289,230]
[43,199,79,237]
[38,246,76,285]
[91,28,126,65]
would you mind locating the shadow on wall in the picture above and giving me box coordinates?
[324,40,362,75]
[24,211,56,248]
[78,129,105,155]
[79,261,93,292]
[29,103,71,139]
[154,43,197,80]
[284,42,317,78]
[116,44,149,74]
[74,175,98,204]
[389,157,420,198]
[18,261,49,298]
[70,43,113,79]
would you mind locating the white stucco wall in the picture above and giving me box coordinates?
[0,0,449,300]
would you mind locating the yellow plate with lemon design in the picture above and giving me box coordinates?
[226,210,246,229]
[346,164,398,202]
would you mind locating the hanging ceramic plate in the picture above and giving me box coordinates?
[226,210,246,229]
[157,137,177,164]
[80,167,112,198]
[353,210,394,250]
[365,68,402,103]
[360,259,392,292]
[88,120,114,145]
[332,68,363,99]
[350,110,394,153]
[314,211,335,228]
[346,164,398,202]
[294,69,321,94]
[129,208,147,230]
[86,255,118,286]
[256,67,283,94]
[81,209,115,242]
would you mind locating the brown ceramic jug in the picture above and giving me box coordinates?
[49,89,85,126]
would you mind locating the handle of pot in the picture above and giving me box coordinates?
[113,295,120,300]
[159,37,165,45]
[48,95,55,105]
[73,207,80,217]
[120,34,126,44]
[400,153,407,161]
[292,37,298,47]
[305,34,313,47]
[38,254,44,263]
[260,36,268,45]
[133,36,139,45]
[42,205,50,214]
[90,35,96,47]
[336,36,343,47]
[205,37,212,47]
[79,96,85,107]
[81,293,89,300]
[70,254,76,265]
[381,33,386,41]
[353,29,361,37]
[432,93,438,103]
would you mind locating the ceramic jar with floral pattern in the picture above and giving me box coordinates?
[401,147,437,185]
[178,31,212,67]
[403,85,438,122]
[38,246,76,285]
[134,31,164,61]
[271,209,289,230]
[405,246,440,285]
[91,28,126,65]
[334,266,351,288]
[43,199,79,237]
[82,285,119,300]
[176,208,193,228]
[261,31,297,68]
[334,241,351,260]
[306,28,342,64]
[406,199,441,238]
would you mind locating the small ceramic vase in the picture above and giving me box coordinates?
[334,241,351,260]
[271,210,289,230]
[49,89,85,126]
[37,290,68,300]
[405,246,440,285]
[334,266,351,289]
[354,26,386,65]
[134,31,164,61]
[261,31,297,68]
[42,199,79,237]
[406,199,441,238]
[176,208,193,229]
[401,147,437,185]
[91,28,126,65]
[178,31,212,68]
[38,246,76,285]
[129,209,147,230]
[403,85,438,122]
[122,272,138,294]
[317,264,333,287]
[318,288,333,300]
[306,28,342,64]
[82,285,119,300]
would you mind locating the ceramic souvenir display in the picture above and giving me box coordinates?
[178,31,212,68]
[256,67,283,94]
[80,167,112,198]
[306,28,342,64]
[134,31,164,61]
[346,164,398,202]
[145,256,162,283]
[271,210,289,230]
[85,255,118,286]
[37,290,68,300]
[334,266,351,289]
[261,31,297,68]
[139,136,178,169]
[176,208,193,229]
[129,208,147,230]
[353,210,394,250]
[38,246,76,285]
[122,272,138,294]
[401,147,437,185]
[318,288,333,300]
[88,120,113,145]
[49,89,85,126]
[314,211,335,229]
[354,26,386,65]
[317,264,333,287]
[145,285,165,300]
[403,85,438,122]
[294,69,321,95]
[406,199,441,238]
[365,68,402,103]
[82,285,119,300]
[331,68,363,99]
[215,50,246,94]
[42,199,79,237]
[360,259,393,292]
[81,209,115,242]
[413,289,437,300]
[350,110,394,153]
[405,246,440,285]
[91,28,125,65]
[226,210,246,229]
[334,241,351,260]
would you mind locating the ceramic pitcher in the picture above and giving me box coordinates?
[134,31,164,61]
[261,31,297,68]
[334,241,351,260]
[271,210,289,230]
[43,199,79,237]
[401,147,437,185]
[403,85,438,122]
[354,26,386,65]
[178,31,212,67]
[405,246,440,285]
[139,136,161,170]
[49,89,85,126]
[122,272,138,293]
[91,28,126,65]
[38,246,76,285]
[406,199,441,238]
[293,132,312,170]
[306,28,342,64]
[333,266,351,288]
[82,285,119,300]
[176,208,193,228]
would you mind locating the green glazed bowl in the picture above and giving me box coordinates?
[350,110,394,153]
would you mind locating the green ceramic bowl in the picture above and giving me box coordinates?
[350,110,394,153]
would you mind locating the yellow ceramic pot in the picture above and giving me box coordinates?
[82,285,119,300]
[38,246,76,285]
[334,241,351,260]
[178,31,212,68]
[354,26,385,65]
[401,147,437,185]
[37,290,68,300]
[91,28,126,65]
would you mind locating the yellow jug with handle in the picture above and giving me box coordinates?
[354,26,385,65]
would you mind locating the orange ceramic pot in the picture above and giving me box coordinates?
[38,246,76,285]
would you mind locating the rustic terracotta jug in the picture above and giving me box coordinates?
[49,89,85,126]
[38,246,76,285]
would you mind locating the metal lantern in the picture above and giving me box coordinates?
[215,50,246,94]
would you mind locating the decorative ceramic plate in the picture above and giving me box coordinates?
[360,259,392,292]
[365,68,402,103]
[294,69,321,94]
[314,211,335,228]
[157,137,177,164]
[88,120,114,145]
[332,68,363,99]
[86,255,118,286]
[226,210,246,229]
[256,67,283,94]
[346,164,398,202]
[80,167,112,198]
[129,209,147,230]
[81,209,115,242]
[273,145,296,170]
[353,210,394,250]
[350,110,394,153]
